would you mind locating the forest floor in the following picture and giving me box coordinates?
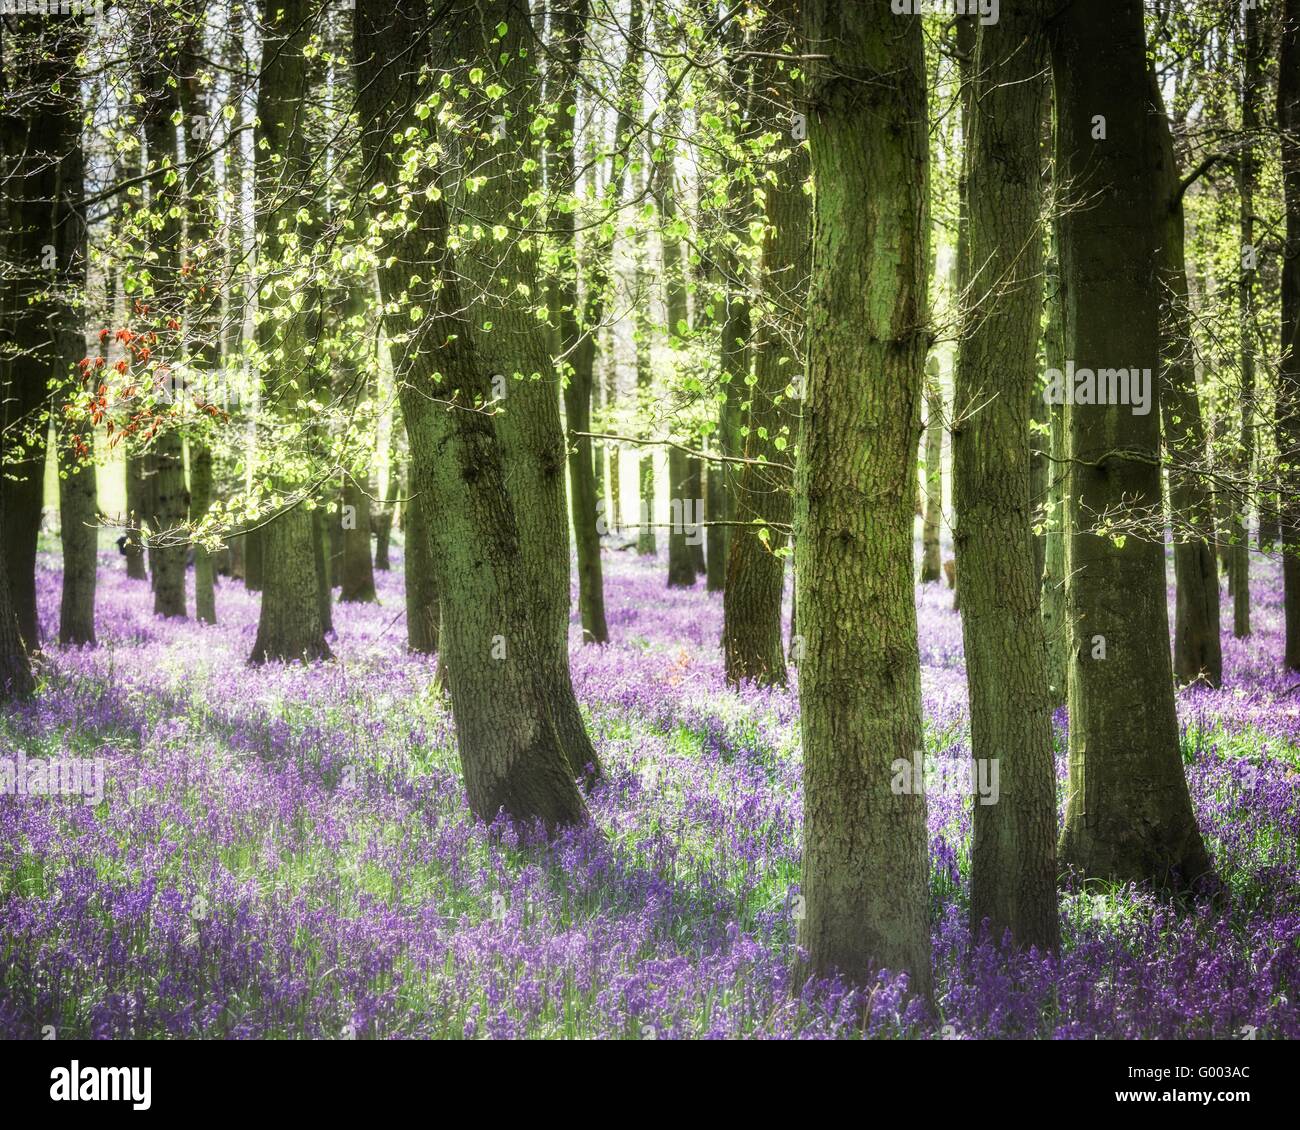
[1,535,1297,1038]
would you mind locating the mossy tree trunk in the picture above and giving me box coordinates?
[723,5,807,688]
[954,4,1059,952]
[356,0,596,821]
[797,0,932,997]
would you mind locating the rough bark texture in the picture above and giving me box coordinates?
[1284,0,1300,670]
[1148,66,1222,688]
[437,1,601,779]
[1051,0,1211,887]
[723,20,806,688]
[797,0,932,997]
[356,0,593,826]
[954,6,1059,952]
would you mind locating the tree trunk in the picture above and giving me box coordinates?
[250,507,332,664]
[1283,0,1300,670]
[124,453,149,579]
[182,15,219,626]
[723,17,807,687]
[373,506,393,570]
[51,62,96,647]
[248,0,331,661]
[1051,0,1211,887]
[666,445,698,587]
[954,5,1059,953]
[138,24,189,620]
[1041,225,1069,708]
[0,18,63,650]
[921,358,944,583]
[1232,3,1263,640]
[340,471,377,603]
[356,0,597,818]
[0,494,34,700]
[797,0,932,997]
[243,525,264,591]
[404,467,439,655]
[1148,66,1222,687]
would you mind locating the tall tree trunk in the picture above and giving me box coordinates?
[1282,0,1300,670]
[1051,0,1210,887]
[51,55,96,647]
[1148,66,1222,687]
[797,0,932,997]
[356,0,597,814]
[723,8,807,687]
[1232,2,1263,640]
[954,5,1059,952]
[1041,238,1069,707]
[183,13,218,626]
[139,18,188,620]
[0,18,63,649]
[248,0,330,661]
[921,358,943,583]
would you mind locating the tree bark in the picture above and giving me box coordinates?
[403,466,439,655]
[723,11,807,687]
[797,0,932,996]
[921,358,944,583]
[0,493,34,700]
[1051,0,1211,887]
[954,4,1059,952]
[340,471,377,603]
[50,49,96,647]
[1148,66,1222,687]
[1283,0,1300,670]
[356,0,596,821]
[247,0,331,661]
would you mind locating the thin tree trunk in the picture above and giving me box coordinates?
[921,358,944,583]
[1232,3,1263,640]
[797,0,932,997]
[1149,65,1222,687]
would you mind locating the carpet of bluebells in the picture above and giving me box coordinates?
[1,531,1297,1040]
